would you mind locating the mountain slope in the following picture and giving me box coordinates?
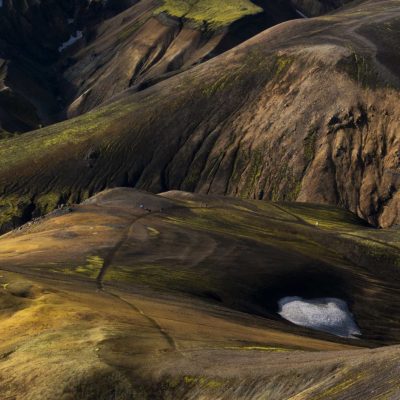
[0,0,299,131]
[290,0,357,16]
[0,0,399,231]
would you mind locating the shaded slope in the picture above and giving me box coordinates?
[0,0,137,132]
[1,188,400,399]
[290,0,357,17]
[0,0,298,130]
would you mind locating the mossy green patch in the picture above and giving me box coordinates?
[67,255,104,278]
[163,207,345,265]
[35,193,61,216]
[268,165,301,202]
[183,375,223,389]
[0,195,31,227]
[303,127,318,168]
[239,147,264,199]
[117,17,148,42]
[0,100,139,172]
[104,263,214,293]
[224,345,291,352]
[155,0,262,30]
[312,370,368,399]
[201,53,294,98]
[337,50,379,88]
[147,227,160,237]
[278,203,367,231]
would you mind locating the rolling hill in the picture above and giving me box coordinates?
[0,188,400,398]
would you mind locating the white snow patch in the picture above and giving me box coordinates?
[58,30,83,52]
[278,296,361,338]
[295,9,308,19]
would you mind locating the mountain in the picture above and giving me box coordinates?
[0,1,399,399]
[0,0,298,133]
[0,0,399,232]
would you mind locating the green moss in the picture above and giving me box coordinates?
[117,18,148,41]
[147,227,160,237]
[104,262,214,293]
[80,190,91,202]
[224,345,291,352]
[0,129,13,140]
[163,208,343,265]
[239,147,264,198]
[35,193,61,215]
[183,375,223,389]
[303,127,318,167]
[155,0,262,30]
[268,165,300,202]
[276,55,293,75]
[0,195,31,227]
[312,370,367,399]
[342,234,400,267]
[279,203,367,231]
[201,53,294,97]
[67,255,104,278]
[0,100,139,172]
[337,50,379,88]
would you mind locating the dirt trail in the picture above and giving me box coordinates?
[100,287,183,354]
[95,211,158,289]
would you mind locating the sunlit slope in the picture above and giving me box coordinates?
[1,189,400,399]
[155,0,263,29]
[0,269,395,400]
[1,188,400,345]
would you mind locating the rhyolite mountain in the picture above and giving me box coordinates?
[0,1,400,399]
[0,0,398,232]
[0,0,298,132]
[0,0,354,134]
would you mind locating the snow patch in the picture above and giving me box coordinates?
[278,296,361,338]
[58,31,83,52]
[295,9,308,19]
